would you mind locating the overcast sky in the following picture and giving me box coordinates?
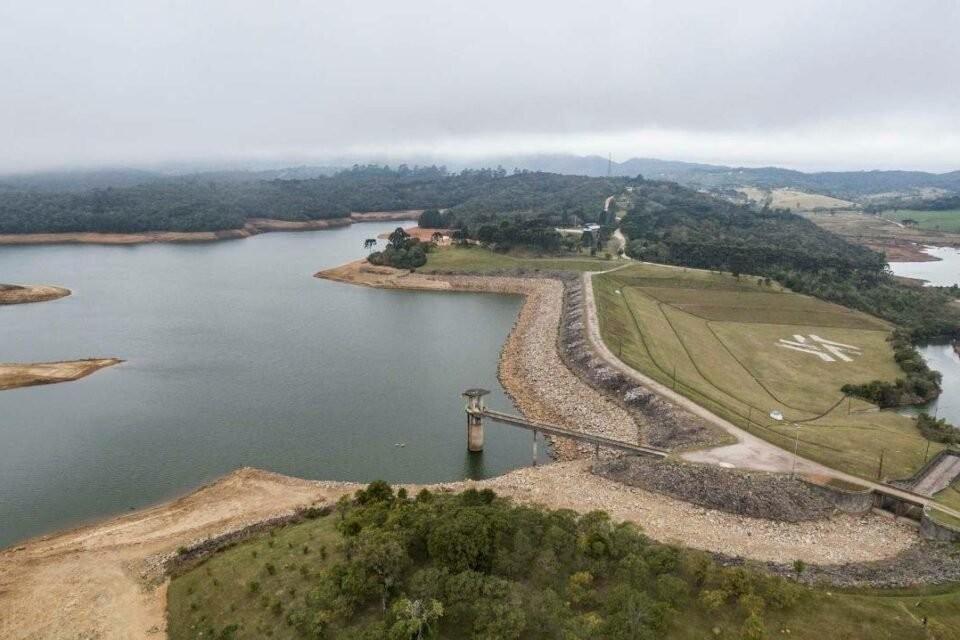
[1,0,958,173]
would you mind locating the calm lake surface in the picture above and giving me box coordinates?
[889,245,960,287]
[889,248,960,427]
[0,223,545,548]
[913,343,960,428]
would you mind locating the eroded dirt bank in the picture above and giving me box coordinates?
[0,211,421,246]
[0,358,122,391]
[0,283,70,304]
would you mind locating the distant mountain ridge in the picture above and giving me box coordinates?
[475,155,960,198]
[2,156,957,198]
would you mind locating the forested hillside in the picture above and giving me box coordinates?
[0,166,624,234]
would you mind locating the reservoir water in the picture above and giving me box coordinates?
[914,343,960,428]
[889,247,960,428]
[0,223,543,548]
[889,245,960,287]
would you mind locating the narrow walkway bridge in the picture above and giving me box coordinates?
[482,408,668,458]
[462,388,667,464]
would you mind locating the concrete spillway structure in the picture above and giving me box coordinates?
[463,388,489,452]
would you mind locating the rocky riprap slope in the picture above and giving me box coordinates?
[720,542,960,589]
[559,275,721,450]
[593,456,836,523]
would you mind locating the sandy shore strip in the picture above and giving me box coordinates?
[0,358,122,391]
[0,211,422,246]
[0,283,70,304]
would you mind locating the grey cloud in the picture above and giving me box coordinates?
[0,0,958,172]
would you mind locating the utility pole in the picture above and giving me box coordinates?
[791,424,801,479]
[876,449,885,481]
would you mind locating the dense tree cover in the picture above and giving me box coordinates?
[840,330,942,407]
[621,181,888,278]
[870,194,960,213]
[619,180,960,409]
[915,412,960,445]
[474,217,563,252]
[0,166,624,235]
[367,228,431,269]
[278,482,806,639]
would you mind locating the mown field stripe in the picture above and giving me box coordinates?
[613,278,850,456]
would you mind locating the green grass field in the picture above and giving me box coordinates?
[168,510,960,640]
[595,263,945,481]
[888,209,960,233]
[167,514,344,640]
[421,246,614,274]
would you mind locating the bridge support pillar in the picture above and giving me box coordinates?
[463,389,490,453]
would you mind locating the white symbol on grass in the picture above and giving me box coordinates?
[776,334,862,363]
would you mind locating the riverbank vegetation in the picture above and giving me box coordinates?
[916,413,960,445]
[841,330,943,407]
[167,482,959,640]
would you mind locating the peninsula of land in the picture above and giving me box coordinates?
[0,283,70,304]
[0,358,122,391]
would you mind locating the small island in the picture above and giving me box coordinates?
[0,358,122,391]
[0,283,70,305]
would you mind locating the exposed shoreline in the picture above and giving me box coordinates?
[866,238,944,262]
[0,358,123,391]
[0,283,70,305]
[0,210,421,246]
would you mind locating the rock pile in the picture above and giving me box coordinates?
[593,456,836,523]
